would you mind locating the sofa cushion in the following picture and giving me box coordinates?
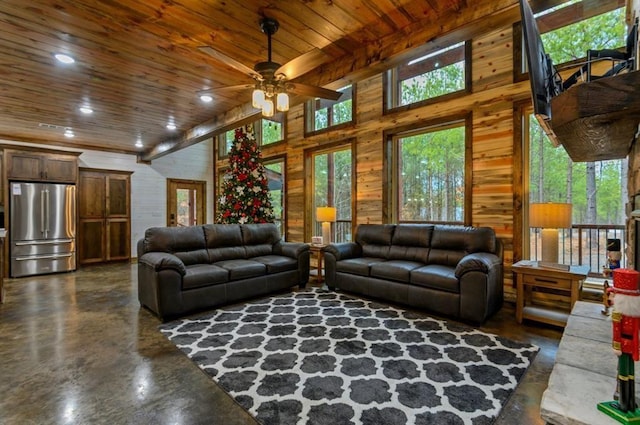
[336,257,387,277]
[242,224,280,257]
[204,224,247,262]
[411,264,459,293]
[371,260,424,283]
[251,255,298,274]
[428,225,496,267]
[355,224,396,259]
[182,264,229,290]
[388,224,433,263]
[143,226,209,265]
[215,259,267,280]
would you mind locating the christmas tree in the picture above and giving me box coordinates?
[216,126,275,224]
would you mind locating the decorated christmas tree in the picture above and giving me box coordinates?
[216,126,275,224]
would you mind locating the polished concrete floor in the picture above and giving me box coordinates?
[0,263,563,424]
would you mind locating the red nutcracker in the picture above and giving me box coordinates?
[598,268,640,422]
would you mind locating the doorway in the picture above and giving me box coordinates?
[167,179,206,227]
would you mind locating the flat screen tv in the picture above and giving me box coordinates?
[518,0,562,131]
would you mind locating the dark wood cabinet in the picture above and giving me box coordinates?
[7,149,78,183]
[78,169,131,265]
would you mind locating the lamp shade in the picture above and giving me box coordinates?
[316,207,336,222]
[529,203,572,228]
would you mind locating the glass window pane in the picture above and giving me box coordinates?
[397,125,465,222]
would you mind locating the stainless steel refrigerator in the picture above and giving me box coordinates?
[10,182,76,277]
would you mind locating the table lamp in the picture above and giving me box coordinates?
[530,202,572,264]
[316,206,336,244]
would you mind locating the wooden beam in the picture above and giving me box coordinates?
[141,103,261,161]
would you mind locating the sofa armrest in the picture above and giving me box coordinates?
[139,252,187,276]
[273,241,310,258]
[455,252,501,278]
[323,242,362,261]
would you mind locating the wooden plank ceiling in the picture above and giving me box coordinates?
[0,0,518,158]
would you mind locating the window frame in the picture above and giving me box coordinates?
[383,40,472,114]
[216,113,286,159]
[384,113,472,225]
[304,138,356,242]
[304,85,355,137]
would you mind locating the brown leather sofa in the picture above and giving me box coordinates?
[137,223,310,321]
[323,224,503,323]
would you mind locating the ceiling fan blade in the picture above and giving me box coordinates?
[199,84,256,96]
[276,48,330,80]
[198,46,261,80]
[287,83,343,101]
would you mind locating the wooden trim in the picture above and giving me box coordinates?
[79,167,133,175]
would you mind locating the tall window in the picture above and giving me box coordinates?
[311,146,353,242]
[386,41,470,111]
[305,86,353,134]
[390,119,467,223]
[264,157,285,236]
[525,111,626,267]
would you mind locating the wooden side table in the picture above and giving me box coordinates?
[512,261,590,327]
[308,244,326,283]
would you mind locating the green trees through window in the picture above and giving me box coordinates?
[395,123,465,223]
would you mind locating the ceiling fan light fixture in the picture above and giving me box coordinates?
[276,92,289,112]
[252,88,265,109]
[262,98,274,117]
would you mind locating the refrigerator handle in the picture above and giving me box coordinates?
[40,190,46,236]
[45,190,50,234]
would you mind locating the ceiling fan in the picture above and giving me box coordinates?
[198,17,343,116]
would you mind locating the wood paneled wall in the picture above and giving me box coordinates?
[216,24,536,301]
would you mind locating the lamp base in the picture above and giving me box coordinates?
[540,228,560,264]
[322,222,332,245]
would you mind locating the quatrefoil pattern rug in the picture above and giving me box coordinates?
[159,289,538,425]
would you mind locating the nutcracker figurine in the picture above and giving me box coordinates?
[598,268,640,423]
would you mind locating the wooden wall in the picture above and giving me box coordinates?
[216,22,534,302]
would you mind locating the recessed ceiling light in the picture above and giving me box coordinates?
[200,94,213,103]
[64,129,75,138]
[79,106,93,114]
[166,123,177,131]
[54,53,75,64]
[135,140,143,148]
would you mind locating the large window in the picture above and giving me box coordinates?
[305,85,353,134]
[310,145,353,242]
[385,41,470,111]
[389,118,468,223]
[525,111,626,268]
[264,157,285,236]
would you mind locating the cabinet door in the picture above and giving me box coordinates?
[7,151,43,180]
[78,172,106,218]
[78,219,106,264]
[107,219,130,260]
[43,155,78,183]
[106,175,129,217]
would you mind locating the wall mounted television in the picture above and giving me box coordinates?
[518,0,562,144]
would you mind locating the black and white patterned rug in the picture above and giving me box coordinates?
[159,288,538,425]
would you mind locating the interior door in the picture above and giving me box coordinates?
[167,179,206,227]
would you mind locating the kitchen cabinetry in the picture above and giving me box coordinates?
[6,149,78,183]
[78,168,131,265]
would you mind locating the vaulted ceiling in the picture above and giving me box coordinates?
[0,0,520,160]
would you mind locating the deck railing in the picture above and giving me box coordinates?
[530,224,625,276]
[314,220,353,243]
